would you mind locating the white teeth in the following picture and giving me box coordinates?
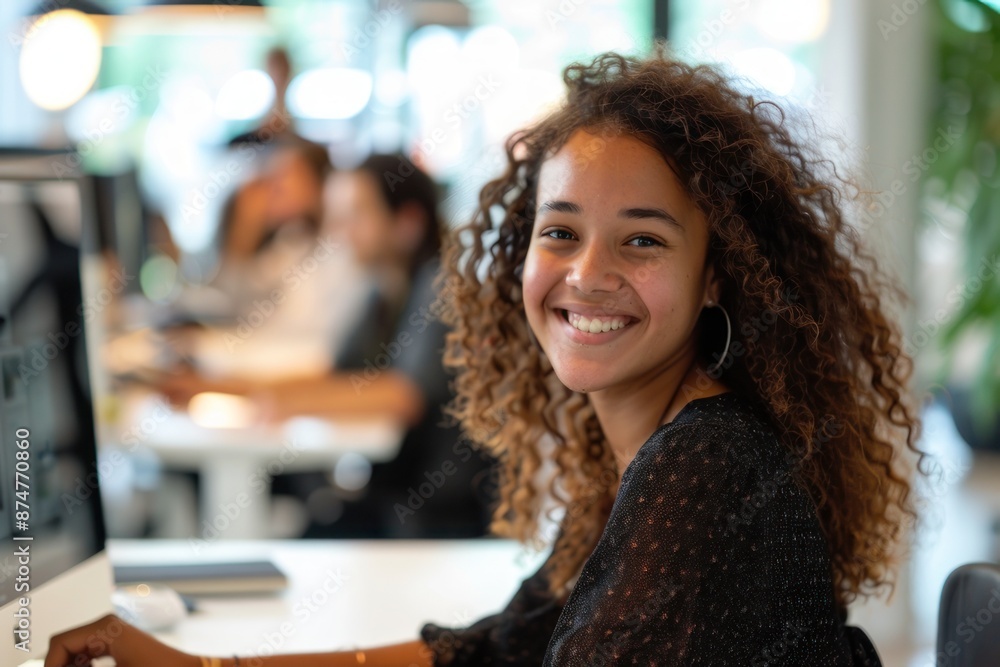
[565,311,629,333]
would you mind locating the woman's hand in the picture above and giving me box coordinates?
[44,613,200,667]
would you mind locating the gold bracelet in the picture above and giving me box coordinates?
[355,650,367,664]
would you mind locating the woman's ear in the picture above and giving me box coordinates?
[704,263,722,305]
[395,200,428,256]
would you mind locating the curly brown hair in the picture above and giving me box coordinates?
[434,42,928,611]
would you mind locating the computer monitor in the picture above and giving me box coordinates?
[92,168,147,295]
[0,151,114,664]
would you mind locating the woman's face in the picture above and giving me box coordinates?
[266,148,323,224]
[329,170,395,266]
[521,128,719,395]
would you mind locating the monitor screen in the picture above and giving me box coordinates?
[0,173,106,618]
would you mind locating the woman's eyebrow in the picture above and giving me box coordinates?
[536,201,686,235]
[537,200,582,215]
[620,207,686,234]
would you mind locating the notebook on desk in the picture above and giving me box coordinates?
[113,560,289,595]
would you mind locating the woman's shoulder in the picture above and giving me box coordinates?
[623,390,826,538]
[623,390,795,496]
[647,390,779,453]
[664,389,774,432]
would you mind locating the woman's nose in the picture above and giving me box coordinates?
[564,240,622,293]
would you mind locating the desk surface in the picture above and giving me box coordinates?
[102,392,405,539]
[108,538,551,657]
[107,393,404,463]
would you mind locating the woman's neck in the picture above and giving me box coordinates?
[589,356,729,476]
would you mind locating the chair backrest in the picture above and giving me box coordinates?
[844,624,883,666]
[937,562,1000,667]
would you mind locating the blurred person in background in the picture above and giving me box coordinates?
[209,43,332,307]
[209,137,333,306]
[228,45,299,147]
[160,153,497,540]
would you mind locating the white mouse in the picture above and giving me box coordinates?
[111,584,188,632]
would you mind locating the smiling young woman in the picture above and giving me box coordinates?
[428,44,929,664]
[44,44,927,667]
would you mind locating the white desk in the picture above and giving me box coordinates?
[103,395,404,539]
[108,538,551,657]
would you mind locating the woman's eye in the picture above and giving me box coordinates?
[543,229,575,240]
[627,235,663,248]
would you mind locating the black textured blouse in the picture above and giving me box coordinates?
[419,391,884,666]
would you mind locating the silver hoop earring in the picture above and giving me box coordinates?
[705,301,731,374]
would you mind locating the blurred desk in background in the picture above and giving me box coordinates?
[108,538,549,656]
[103,393,404,539]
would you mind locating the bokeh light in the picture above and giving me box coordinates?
[216,69,275,120]
[19,9,103,111]
[287,68,373,119]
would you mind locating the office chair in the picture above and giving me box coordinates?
[842,625,882,665]
[937,562,1000,667]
